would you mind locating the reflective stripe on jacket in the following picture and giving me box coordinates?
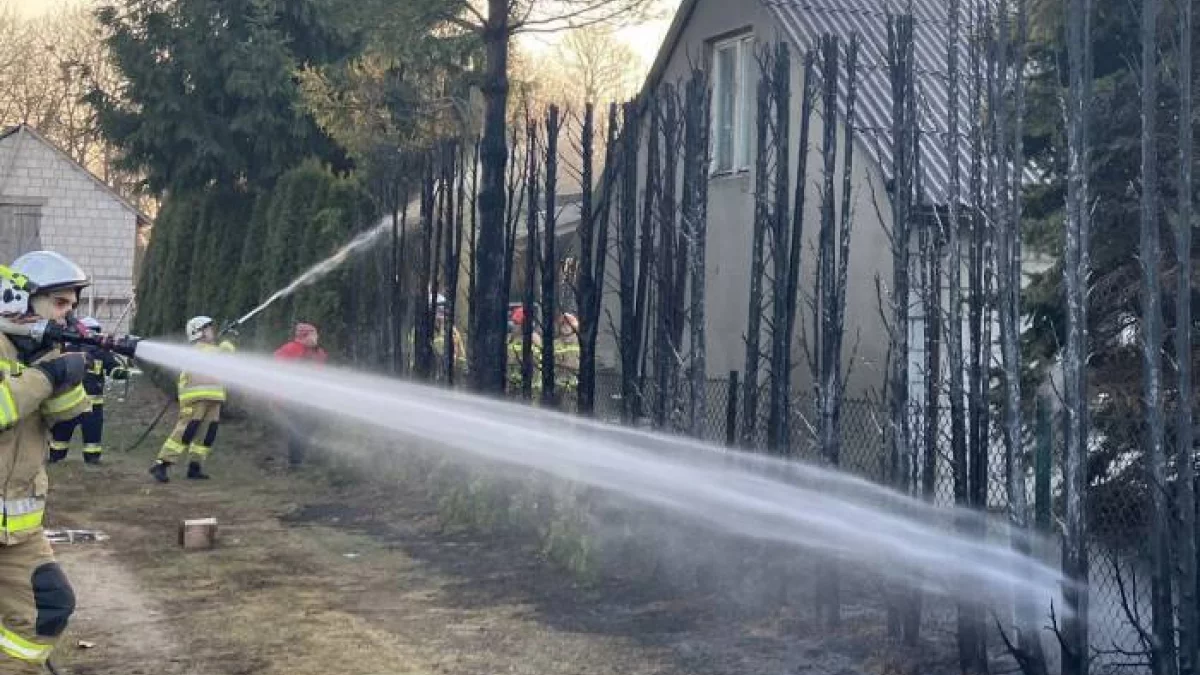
[177,340,235,404]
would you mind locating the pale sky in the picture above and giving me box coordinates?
[7,0,81,18]
[7,0,678,66]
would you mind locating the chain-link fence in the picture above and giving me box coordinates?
[473,363,1180,668]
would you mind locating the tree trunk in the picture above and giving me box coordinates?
[1062,0,1094,668]
[541,105,561,408]
[522,122,540,401]
[619,101,640,423]
[784,49,816,441]
[886,17,915,641]
[445,144,464,386]
[655,88,681,430]
[743,73,770,449]
[687,68,710,437]
[577,104,598,416]
[1176,0,1198,667]
[813,35,843,628]
[1002,0,1048,670]
[414,159,436,381]
[1140,0,1175,671]
[767,43,793,455]
[639,97,660,421]
[470,1,511,395]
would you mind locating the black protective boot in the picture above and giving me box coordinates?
[83,453,102,466]
[149,461,170,483]
[186,461,210,480]
[47,449,69,464]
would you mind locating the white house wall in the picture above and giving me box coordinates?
[595,0,897,405]
[0,128,138,327]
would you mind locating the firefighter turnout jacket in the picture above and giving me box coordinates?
[0,333,91,546]
[177,340,236,405]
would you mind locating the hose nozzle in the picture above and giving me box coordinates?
[11,319,141,358]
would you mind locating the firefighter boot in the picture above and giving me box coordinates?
[48,448,69,464]
[187,461,210,480]
[149,460,171,483]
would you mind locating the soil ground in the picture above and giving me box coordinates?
[38,381,937,675]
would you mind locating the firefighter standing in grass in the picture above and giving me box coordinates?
[47,317,129,465]
[0,251,95,674]
[149,316,235,483]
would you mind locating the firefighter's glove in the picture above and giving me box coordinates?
[36,353,87,391]
[110,367,130,381]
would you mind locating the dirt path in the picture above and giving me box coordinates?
[37,383,882,675]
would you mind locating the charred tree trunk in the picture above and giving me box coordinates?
[522,122,540,401]
[996,0,1048,670]
[445,144,464,386]
[579,106,617,417]
[743,64,771,449]
[1139,0,1176,671]
[1062,0,1094,668]
[1176,0,1198,667]
[814,36,841,626]
[394,184,410,376]
[576,104,598,415]
[639,98,660,421]
[467,140,480,376]
[619,101,640,423]
[687,68,710,437]
[886,16,916,641]
[541,106,562,408]
[767,43,793,454]
[784,49,817,440]
[655,88,681,430]
[470,0,510,395]
[414,158,437,381]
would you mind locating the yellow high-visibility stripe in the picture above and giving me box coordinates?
[188,444,212,459]
[3,510,43,533]
[179,387,226,404]
[89,395,105,405]
[0,380,18,429]
[42,385,87,415]
[83,445,102,455]
[162,438,187,453]
[2,497,45,535]
[0,626,51,663]
[49,440,69,451]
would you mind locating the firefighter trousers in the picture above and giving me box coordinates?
[48,405,104,463]
[0,536,75,674]
[157,400,222,466]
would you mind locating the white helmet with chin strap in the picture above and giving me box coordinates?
[186,316,214,343]
[0,251,90,316]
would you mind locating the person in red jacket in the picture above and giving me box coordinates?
[274,322,328,364]
[273,322,327,467]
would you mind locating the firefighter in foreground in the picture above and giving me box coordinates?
[47,317,129,465]
[273,322,327,468]
[0,251,94,674]
[149,316,236,482]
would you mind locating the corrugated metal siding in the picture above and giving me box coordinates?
[762,0,983,205]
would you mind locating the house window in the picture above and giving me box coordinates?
[711,33,754,175]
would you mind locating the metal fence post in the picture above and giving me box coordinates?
[726,371,739,447]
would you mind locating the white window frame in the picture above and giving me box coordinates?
[710,32,755,176]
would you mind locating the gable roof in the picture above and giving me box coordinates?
[644,0,986,205]
[0,124,152,225]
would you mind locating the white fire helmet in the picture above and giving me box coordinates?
[0,251,90,316]
[186,316,214,342]
[80,317,102,334]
